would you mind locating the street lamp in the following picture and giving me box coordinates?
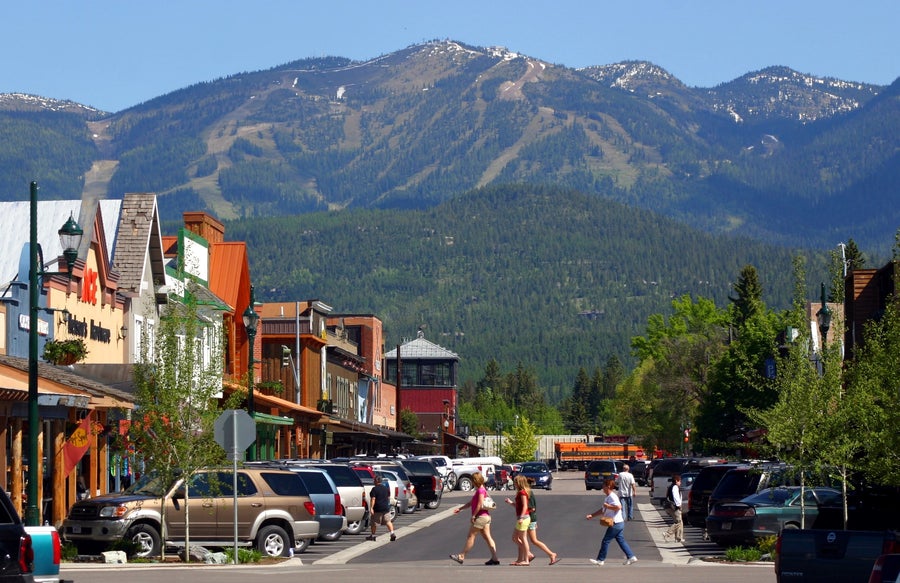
[242,285,259,413]
[816,282,833,350]
[242,285,259,461]
[28,181,83,526]
[496,422,503,458]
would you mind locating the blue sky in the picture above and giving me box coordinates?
[2,0,897,112]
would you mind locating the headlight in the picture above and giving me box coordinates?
[98,505,128,518]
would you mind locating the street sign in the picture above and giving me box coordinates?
[214,409,256,459]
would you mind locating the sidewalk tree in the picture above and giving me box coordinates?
[131,284,237,560]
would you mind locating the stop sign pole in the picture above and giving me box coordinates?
[214,409,256,563]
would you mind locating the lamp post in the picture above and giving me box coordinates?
[242,285,259,460]
[28,181,83,526]
[816,282,833,350]
[496,422,503,458]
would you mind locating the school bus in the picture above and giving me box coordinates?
[554,441,645,471]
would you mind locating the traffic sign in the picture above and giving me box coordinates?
[214,409,256,459]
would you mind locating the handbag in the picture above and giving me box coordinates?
[600,515,615,527]
[662,498,673,510]
[482,495,497,510]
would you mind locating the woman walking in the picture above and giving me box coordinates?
[508,475,560,565]
[585,478,638,566]
[449,471,500,566]
[508,473,532,565]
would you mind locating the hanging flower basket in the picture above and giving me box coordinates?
[42,338,89,365]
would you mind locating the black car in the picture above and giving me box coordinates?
[706,463,795,513]
[0,489,34,583]
[584,460,619,491]
[397,459,443,509]
[619,460,648,486]
[686,463,743,527]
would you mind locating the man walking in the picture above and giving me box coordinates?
[618,464,637,521]
[367,475,397,541]
[662,474,683,543]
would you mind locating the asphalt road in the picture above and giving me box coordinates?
[62,472,777,583]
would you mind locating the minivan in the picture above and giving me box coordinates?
[706,463,795,516]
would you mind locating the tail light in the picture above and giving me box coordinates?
[304,501,317,516]
[394,486,399,497]
[433,476,440,492]
[50,529,60,567]
[19,533,33,573]
[334,493,342,514]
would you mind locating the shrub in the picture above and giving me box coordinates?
[725,546,763,562]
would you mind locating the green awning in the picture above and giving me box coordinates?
[251,412,294,426]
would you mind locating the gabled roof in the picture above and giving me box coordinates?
[112,193,166,294]
[0,199,120,286]
[384,331,459,360]
[0,354,134,409]
[209,241,249,312]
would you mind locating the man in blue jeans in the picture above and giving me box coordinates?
[618,464,637,520]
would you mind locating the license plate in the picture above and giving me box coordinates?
[71,525,81,534]
[590,473,599,477]
[722,522,731,530]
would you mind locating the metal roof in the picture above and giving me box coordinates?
[384,331,459,360]
[0,199,121,287]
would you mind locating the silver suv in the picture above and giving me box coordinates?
[62,467,319,558]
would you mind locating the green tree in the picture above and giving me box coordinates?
[730,264,764,327]
[131,286,237,560]
[400,408,420,438]
[501,417,540,463]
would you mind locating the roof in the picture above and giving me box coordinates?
[384,331,459,360]
[0,354,134,409]
[111,193,166,293]
[209,242,249,312]
[0,199,121,286]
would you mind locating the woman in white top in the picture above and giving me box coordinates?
[585,478,638,566]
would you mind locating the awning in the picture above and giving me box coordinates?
[444,432,483,451]
[252,412,294,426]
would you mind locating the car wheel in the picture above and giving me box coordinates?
[446,473,458,491]
[294,537,311,554]
[344,518,364,535]
[257,524,291,557]
[425,495,441,509]
[457,476,473,492]
[125,523,161,558]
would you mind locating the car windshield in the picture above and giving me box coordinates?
[125,471,179,497]
[742,488,794,506]
[521,463,547,472]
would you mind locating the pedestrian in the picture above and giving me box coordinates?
[662,474,684,543]
[585,478,638,566]
[449,471,500,566]
[618,464,637,521]
[506,473,531,565]
[512,476,560,565]
[367,475,396,541]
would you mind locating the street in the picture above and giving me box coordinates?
[61,472,777,582]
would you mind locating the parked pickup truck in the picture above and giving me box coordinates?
[775,528,900,582]
[450,457,502,492]
[24,526,63,583]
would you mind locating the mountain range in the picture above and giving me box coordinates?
[0,40,896,389]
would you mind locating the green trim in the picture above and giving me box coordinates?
[251,412,293,425]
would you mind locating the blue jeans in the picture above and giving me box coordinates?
[596,521,635,561]
[620,496,633,520]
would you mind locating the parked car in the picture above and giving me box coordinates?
[619,459,648,486]
[584,460,619,491]
[297,462,369,535]
[649,457,724,504]
[516,462,553,490]
[0,486,34,583]
[397,459,443,509]
[281,466,346,541]
[686,463,743,528]
[416,455,454,488]
[706,463,795,513]
[62,467,319,558]
[706,486,843,547]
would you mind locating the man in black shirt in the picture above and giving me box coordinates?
[367,475,397,541]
